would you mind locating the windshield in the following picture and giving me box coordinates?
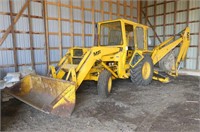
[100,21,122,46]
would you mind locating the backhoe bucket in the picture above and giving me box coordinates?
[4,74,76,117]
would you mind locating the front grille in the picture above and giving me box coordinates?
[73,49,83,56]
[73,58,82,64]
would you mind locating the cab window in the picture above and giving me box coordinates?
[100,21,122,46]
[136,27,144,49]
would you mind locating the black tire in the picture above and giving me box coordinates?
[97,70,112,98]
[130,55,153,86]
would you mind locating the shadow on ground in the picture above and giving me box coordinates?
[1,76,200,131]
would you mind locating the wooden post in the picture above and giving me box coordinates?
[0,0,30,46]
[154,1,157,46]
[81,0,85,47]
[145,1,148,25]
[117,0,120,18]
[163,0,166,41]
[9,0,18,72]
[173,1,177,40]
[140,1,143,24]
[137,1,140,23]
[101,0,104,21]
[69,0,74,47]
[109,0,112,20]
[130,1,133,21]
[197,21,200,70]
[142,11,162,44]
[91,0,95,46]
[123,0,127,19]
[58,0,63,58]
[43,0,50,74]
[27,0,35,70]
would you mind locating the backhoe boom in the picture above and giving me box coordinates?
[151,27,190,77]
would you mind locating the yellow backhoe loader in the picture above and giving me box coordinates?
[5,19,190,117]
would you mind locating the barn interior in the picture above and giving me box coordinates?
[0,0,199,131]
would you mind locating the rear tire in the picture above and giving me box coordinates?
[97,70,112,98]
[130,55,153,86]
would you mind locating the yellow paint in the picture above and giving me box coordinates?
[142,62,151,80]
[151,27,190,77]
[129,50,144,68]
[52,85,76,109]
[108,77,112,93]
[8,19,190,117]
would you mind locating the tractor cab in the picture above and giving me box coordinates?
[97,19,150,69]
[5,18,190,118]
[97,19,149,52]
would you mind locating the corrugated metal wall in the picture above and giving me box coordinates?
[141,0,200,70]
[0,0,139,78]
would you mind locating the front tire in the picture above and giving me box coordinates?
[130,55,153,86]
[97,70,112,98]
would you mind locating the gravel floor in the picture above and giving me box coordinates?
[1,76,200,131]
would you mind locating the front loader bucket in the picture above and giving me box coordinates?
[4,74,76,117]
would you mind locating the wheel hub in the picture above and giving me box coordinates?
[108,77,112,93]
[142,62,151,80]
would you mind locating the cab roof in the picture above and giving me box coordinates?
[98,18,149,29]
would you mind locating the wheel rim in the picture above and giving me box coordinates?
[108,77,112,93]
[142,62,151,80]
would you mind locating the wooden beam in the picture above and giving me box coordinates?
[81,0,85,47]
[9,0,18,71]
[58,0,63,58]
[0,0,30,46]
[101,0,104,21]
[173,1,177,41]
[197,21,200,70]
[163,0,166,41]
[123,0,127,19]
[43,0,50,74]
[145,1,148,25]
[154,1,157,46]
[130,1,133,21]
[69,0,74,47]
[142,0,174,8]
[142,7,200,18]
[142,11,162,44]
[27,0,35,70]
[117,0,120,18]
[91,0,95,46]
[109,0,112,20]
[137,1,140,23]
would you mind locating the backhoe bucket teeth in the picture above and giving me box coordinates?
[4,74,76,117]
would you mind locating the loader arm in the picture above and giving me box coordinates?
[151,27,190,77]
[59,47,120,89]
[74,47,120,87]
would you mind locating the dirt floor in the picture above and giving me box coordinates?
[1,76,200,131]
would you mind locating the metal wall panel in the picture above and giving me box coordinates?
[156,4,164,14]
[142,0,200,70]
[0,0,139,78]
[189,9,200,21]
[0,15,11,30]
[166,14,174,24]
[49,35,59,47]
[166,2,174,13]
[61,21,70,33]
[62,36,71,47]
[190,0,200,8]
[177,0,187,10]
[13,0,28,14]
